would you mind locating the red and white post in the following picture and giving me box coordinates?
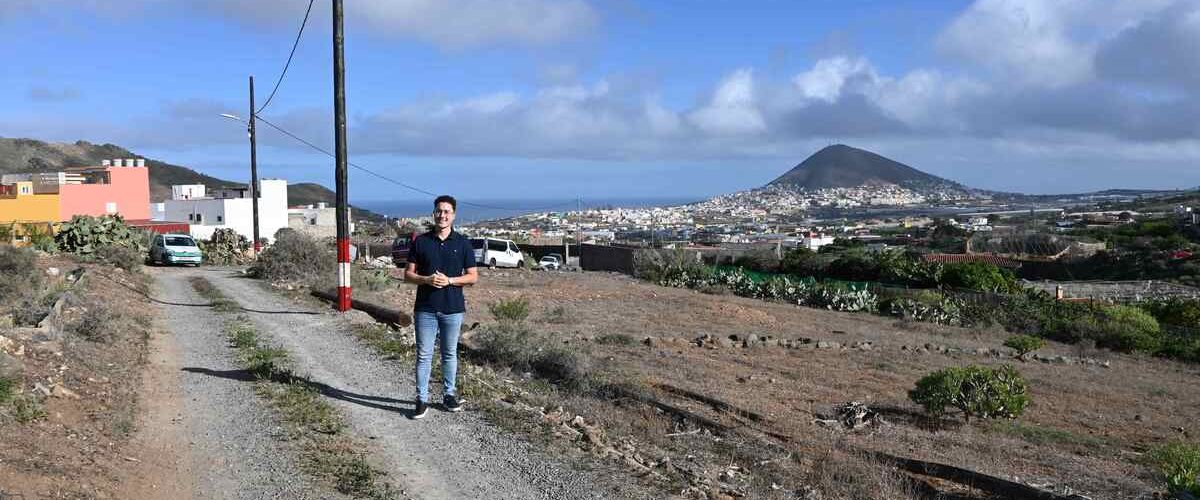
[332,0,351,312]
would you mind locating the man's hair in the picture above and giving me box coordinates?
[434,195,456,211]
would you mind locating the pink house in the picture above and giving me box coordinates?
[57,161,151,221]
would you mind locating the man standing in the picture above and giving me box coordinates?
[404,195,478,419]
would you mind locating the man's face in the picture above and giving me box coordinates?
[433,202,456,230]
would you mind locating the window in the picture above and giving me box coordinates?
[488,239,506,252]
[510,243,521,253]
[217,215,223,223]
[19,186,30,195]
[105,202,117,214]
[165,236,195,246]
[471,239,484,250]
[187,214,193,221]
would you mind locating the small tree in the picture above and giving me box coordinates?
[1003,334,1046,360]
[909,365,1029,422]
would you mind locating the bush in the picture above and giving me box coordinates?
[633,248,705,282]
[1149,441,1200,496]
[595,333,636,346]
[0,375,15,404]
[909,365,1030,422]
[1003,334,1046,358]
[490,296,530,323]
[0,245,43,306]
[473,323,595,392]
[248,230,335,285]
[66,299,121,343]
[733,247,781,273]
[96,243,143,272]
[941,261,1018,293]
[1097,305,1162,353]
[1140,298,1200,328]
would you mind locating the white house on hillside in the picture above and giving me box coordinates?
[150,179,288,243]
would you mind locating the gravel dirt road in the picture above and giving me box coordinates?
[143,266,648,500]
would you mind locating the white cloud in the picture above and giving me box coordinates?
[0,0,598,48]
[687,69,767,136]
[791,57,875,102]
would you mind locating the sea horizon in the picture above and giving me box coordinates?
[354,196,702,223]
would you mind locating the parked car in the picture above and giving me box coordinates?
[149,233,203,266]
[537,255,561,270]
[470,237,525,268]
[391,232,418,267]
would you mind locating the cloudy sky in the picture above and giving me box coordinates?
[2,0,1199,204]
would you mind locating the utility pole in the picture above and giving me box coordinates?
[248,76,262,254]
[332,0,351,312]
[576,197,582,264]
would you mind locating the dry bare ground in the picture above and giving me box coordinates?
[352,267,1200,499]
[0,257,156,499]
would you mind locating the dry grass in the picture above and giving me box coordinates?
[345,268,1200,498]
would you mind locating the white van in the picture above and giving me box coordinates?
[470,238,525,268]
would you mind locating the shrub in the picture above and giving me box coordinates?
[0,375,15,404]
[490,296,530,323]
[1149,441,1200,496]
[1004,334,1046,359]
[733,247,781,273]
[1140,298,1200,328]
[96,243,143,272]
[595,333,636,346]
[0,245,43,306]
[352,267,391,291]
[633,248,705,282]
[248,230,335,285]
[54,214,147,257]
[1097,305,1162,352]
[909,365,1029,422]
[941,261,1018,293]
[66,299,121,343]
[473,323,596,392]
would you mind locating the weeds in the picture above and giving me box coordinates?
[1150,441,1200,496]
[350,323,415,361]
[0,245,43,306]
[10,395,47,423]
[542,305,572,324]
[66,299,121,342]
[0,376,14,404]
[473,323,598,393]
[193,277,396,498]
[490,296,530,323]
[809,446,921,500]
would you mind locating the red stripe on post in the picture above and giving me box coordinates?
[336,238,351,311]
[337,286,351,312]
[337,238,351,263]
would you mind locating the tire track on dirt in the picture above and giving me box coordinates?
[200,268,648,500]
[139,267,339,499]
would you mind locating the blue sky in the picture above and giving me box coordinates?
[3,0,1200,204]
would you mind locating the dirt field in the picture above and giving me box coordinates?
[358,267,1199,499]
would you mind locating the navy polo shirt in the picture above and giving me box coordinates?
[410,230,476,314]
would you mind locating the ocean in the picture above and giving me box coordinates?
[355,196,700,223]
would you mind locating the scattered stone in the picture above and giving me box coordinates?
[854,341,873,351]
[51,385,80,399]
[0,314,12,329]
[816,341,841,349]
[33,382,52,397]
[642,337,654,347]
[46,267,60,277]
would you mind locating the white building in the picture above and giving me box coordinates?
[151,179,289,243]
[799,233,835,251]
[287,202,353,238]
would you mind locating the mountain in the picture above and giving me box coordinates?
[768,144,966,192]
[0,137,381,221]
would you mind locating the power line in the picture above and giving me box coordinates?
[256,0,315,114]
[252,114,577,213]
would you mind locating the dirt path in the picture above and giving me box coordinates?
[190,267,647,500]
[128,266,340,499]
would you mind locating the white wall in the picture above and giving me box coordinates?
[172,184,206,200]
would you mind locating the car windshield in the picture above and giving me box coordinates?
[166,236,196,246]
[541,256,558,262]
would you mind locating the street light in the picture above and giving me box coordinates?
[218,76,262,255]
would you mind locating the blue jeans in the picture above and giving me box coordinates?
[413,311,463,403]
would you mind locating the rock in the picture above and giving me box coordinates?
[0,314,12,329]
[855,342,873,351]
[0,352,22,379]
[816,341,841,349]
[33,382,52,397]
[46,267,60,277]
[51,385,80,399]
[974,348,991,356]
[716,338,734,349]
[0,335,15,353]
[642,337,655,347]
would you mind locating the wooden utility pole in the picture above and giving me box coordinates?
[333,0,351,311]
